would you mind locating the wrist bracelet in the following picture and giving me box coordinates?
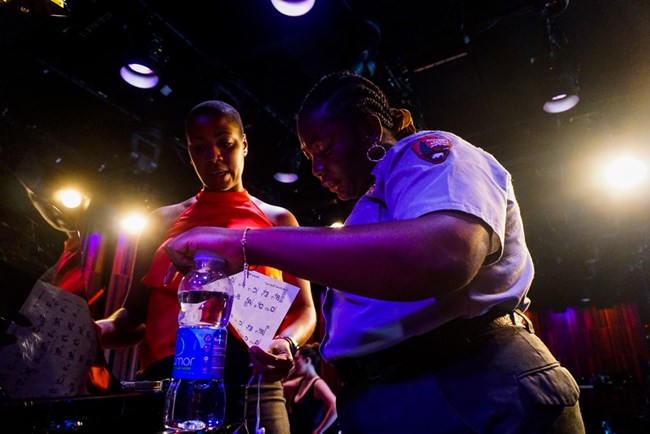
[241,227,251,287]
[276,334,299,356]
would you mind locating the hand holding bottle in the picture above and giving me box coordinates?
[164,227,244,276]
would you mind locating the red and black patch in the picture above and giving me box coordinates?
[410,135,452,164]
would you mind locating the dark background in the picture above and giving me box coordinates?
[1,0,650,312]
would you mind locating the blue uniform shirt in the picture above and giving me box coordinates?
[321,130,534,360]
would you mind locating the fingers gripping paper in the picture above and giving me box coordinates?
[228,270,299,349]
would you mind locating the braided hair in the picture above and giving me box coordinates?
[297,70,416,140]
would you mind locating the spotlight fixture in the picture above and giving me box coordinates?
[539,7,579,114]
[602,155,648,191]
[120,33,168,89]
[543,72,579,114]
[270,0,315,17]
[543,93,579,114]
[119,63,159,89]
[273,172,299,184]
[120,213,147,236]
[57,188,84,209]
[274,143,301,183]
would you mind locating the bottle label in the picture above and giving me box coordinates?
[172,327,227,380]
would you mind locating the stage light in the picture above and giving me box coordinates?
[120,33,168,89]
[273,172,299,183]
[602,155,648,191]
[274,143,301,183]
[54,186,91,211]
[119,63,159,89]
[538,2,579,114]
[270,0,315,17]
[542,72,580,113]
[543,93,579,114]
[120,212,147,235]
[57,188,83,208]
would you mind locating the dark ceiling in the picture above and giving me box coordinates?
[2,0,650,310]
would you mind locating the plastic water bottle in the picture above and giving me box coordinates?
[163,250,234,432]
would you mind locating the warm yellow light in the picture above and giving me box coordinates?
[120,213,147,235]
[57,188,83,208]
[330,221,344,228]
[602,155,648,191]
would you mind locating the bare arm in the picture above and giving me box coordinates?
[260,203,317,348]
[247,200,317,379]
[166,211,493,302]
[312,378,338,434]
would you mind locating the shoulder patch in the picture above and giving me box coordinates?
[410,135,452,164]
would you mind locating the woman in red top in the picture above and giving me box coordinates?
[97,100,316,433]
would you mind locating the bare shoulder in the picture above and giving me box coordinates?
[143,196,196,238]
[151,197,194,223]
[313,377,332,391]
[250,195,299,227]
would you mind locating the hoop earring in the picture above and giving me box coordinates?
[366,143,387,163]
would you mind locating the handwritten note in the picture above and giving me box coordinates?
[228,270,299,349]
[0,281,96,399]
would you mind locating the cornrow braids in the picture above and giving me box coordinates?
[297,70,395,132]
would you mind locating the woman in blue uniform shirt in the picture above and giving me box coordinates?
[164,70,586,434]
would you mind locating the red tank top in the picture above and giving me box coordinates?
[139,189,284,371]
[53,236,86,299]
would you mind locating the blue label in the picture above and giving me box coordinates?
[172,327,227,380]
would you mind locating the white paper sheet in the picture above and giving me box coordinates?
[228,270,299,349]
[0,281,96,399]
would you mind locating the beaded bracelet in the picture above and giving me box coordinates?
[241,227,251,287]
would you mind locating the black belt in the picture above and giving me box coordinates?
[333,309,532,386]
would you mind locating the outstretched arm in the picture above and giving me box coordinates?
[266,207,317,348]
[165,210,493,302]
[247,203,317,380]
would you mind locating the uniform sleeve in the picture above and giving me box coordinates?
[377,132,510,247]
